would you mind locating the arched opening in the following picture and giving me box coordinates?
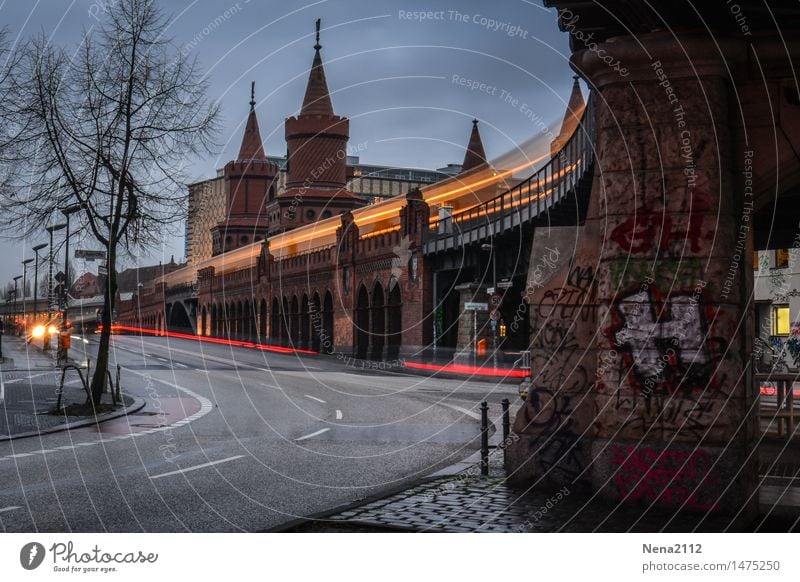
[259,299,267,343]
[290,295,299,346]
[201,305,207,336]
[371,282,385,360]
[211,304,218,337]
[311,292,322,352]
[243,299,251,342]
[167,302,193,334]
[271,297,280,344]
[387,279,402,360]
[355,284,369,359]
[282,297,290,346]
[323,291,334,355]
[238,301,245,341]
[300,294,310,349]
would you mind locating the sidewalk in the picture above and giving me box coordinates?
[0,336,141,440]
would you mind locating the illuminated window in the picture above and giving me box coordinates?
[773,305,791,336]
[775,248,790,268]
[753,251,759,270]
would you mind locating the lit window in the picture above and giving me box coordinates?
[773,305,791,336]
[775,248,789,268]
[753,251,759,270]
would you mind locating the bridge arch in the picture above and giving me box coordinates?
[355,284,369,359]
[387,279,402,360]
[371,281,385,360]
[259,299,267,343]
[167,301,193,334]
[322,290,334,355]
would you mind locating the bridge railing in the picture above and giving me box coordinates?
[427,92,596,243]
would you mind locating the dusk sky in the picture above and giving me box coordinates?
[0,0,577,285]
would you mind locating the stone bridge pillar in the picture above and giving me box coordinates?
[509,31,758,522]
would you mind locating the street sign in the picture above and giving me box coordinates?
[98,264,108,276]
[490,310,501,321]
[487,287,495,294]
[490,294,502,306]
[54,271,66,283]
[75,249,106,261]
[464,302,488,311]
[498,280,513,289]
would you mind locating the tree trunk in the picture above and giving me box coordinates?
[89,245,116,405]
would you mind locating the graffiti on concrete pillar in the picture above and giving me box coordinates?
[611,282,727,395]
[609,445,719,511]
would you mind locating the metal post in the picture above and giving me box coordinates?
[22,258,33,332]
[33,243,47,326]
[480,401,489,476]
[501,398,510,466]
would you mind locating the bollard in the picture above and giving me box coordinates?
[501,398,510,466]
[480,401,489,476]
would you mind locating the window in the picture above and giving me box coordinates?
[773,305,791,336]
[753,251,760,270]
[240,235,249,245]
[775,248,789,269]
[321,210,332,219]
[305,209,316,220]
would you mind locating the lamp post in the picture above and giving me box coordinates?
[60,204,85,334]
[22,258,34,332]
[12,276,22,333]
[481,243,497,368]
[46,223,67,316]
[32,243,48,324]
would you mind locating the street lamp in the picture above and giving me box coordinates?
[22,258,34,330]
[481,243,498,367]
[46,223,67,315]
[12,276,22,334]
[60,203,85,338]
[32,243,48,323]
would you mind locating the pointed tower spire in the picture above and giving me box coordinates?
[238,81,266,160]
[550,76,586,156]
[461,119,488,172]
[562,75,585,129]
[300,19,334,116]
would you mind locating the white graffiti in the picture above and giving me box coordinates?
[615,289,707,378]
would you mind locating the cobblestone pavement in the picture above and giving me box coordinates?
[287,472,755,533]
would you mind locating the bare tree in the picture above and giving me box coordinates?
[1,0,219,404]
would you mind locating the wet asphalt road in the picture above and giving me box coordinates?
[0,334,513,532]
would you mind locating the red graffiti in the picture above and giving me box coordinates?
[609,445,719,511]
[610,186,714,256]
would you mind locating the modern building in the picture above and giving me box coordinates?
[754,248,800,366]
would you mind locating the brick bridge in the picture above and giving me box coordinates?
[118,3,800,520]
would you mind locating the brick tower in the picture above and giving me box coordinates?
[211,82,280,255]
[266,19,364,236]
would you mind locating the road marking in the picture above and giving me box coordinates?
[150,455,246,480]
[336,409,343,420]
[259,382,283,390]
[295,428,330,441]
[0,506,21,514]
[436,402,482,420]
[304,394,326,404]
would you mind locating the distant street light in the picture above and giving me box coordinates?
[12,275,22,333]
[32,243,48,323]
[22,258,34,328]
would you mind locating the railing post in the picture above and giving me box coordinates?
[501,398,510,466]
[480,401,489,476]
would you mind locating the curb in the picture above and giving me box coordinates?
[0,394,146,442]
